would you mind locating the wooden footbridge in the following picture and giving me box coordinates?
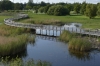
[4,14,100,37]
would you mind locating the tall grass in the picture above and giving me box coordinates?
[0,25,32,36]
[19,18,63,25]
[0,57,51,66]
[0,24,35,56]
[69,38,92,51]
[0,34,28,56]
[59,30,75,42]
[59,30,92,51]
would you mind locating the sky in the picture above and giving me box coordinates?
[10,0,100,4]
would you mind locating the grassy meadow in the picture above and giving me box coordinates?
[20,12,100,29]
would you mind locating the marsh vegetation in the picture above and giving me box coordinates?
[0,22,35,56]
[59,30,92,51]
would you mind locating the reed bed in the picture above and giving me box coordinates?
[69,38,92,51]
[0,24,35,56]
[0,57,51,66]
[0,34,28,56]
[59,30,75,42]
[19,18,63,25]
[59,30,92,51]
[0,25,31,36]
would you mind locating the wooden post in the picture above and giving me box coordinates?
[40,28,41,35]
[49,26,50,36]
[64,27,65,31]
[68,27,69,31]
[56,27,57,36]
[80,29,81,37]
[60,27,61,35]
[76,28,77,33]
[46,29,47,35]
[53,29,54,36]
[89,29,90,38]
[72,27,73,32]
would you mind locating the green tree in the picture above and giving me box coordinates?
[85,4,97,19]
[0,0,13,10]
[74,3,81,14]
[97,3,100,16]
[38,7,45,13]
[66,3,74,12]
[47,5,69,16]
[80,1,87,15]
[47,5,56,15]
[14,3,23,10]
[40,1,46,6]
[44,5,51,13]
[54,5,69,16]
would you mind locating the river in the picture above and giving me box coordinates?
[23,34,100,66]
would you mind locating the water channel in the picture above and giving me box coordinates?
[1,23,100,66]
[24,23,100,66]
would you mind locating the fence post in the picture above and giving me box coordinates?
[72,27,73,32]
[56,27,57,36]
[64,27,65,31]
[60,27,61,35]
[53,27,54,36]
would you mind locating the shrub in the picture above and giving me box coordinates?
[47,5,69,16]
[47,5,56,15]
[54,5,69,16]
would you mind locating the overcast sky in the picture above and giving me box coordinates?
[10,0,100,4]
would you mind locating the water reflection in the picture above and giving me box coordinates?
[69,50,91,61]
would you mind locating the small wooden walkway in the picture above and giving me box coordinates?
[4,14,100,37]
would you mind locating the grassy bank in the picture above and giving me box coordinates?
[0,34,27,56]
[1,57,51,66]
[19,12,100,29]
[0,25,35,56]
[59,30,92,51]
[0,15,35,56]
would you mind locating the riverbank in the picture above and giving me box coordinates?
[59,30,100,51]
[0,14,35,56]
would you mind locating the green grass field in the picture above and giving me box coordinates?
[0,16,11,23]
[25,12,100,29]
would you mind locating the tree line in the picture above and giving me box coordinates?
[0,0,100,18]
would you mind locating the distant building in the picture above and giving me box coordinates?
[29,0,33,3]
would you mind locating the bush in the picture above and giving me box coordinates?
[54,5,69,16]
[47,5,56,15]
[47,5,69,16]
